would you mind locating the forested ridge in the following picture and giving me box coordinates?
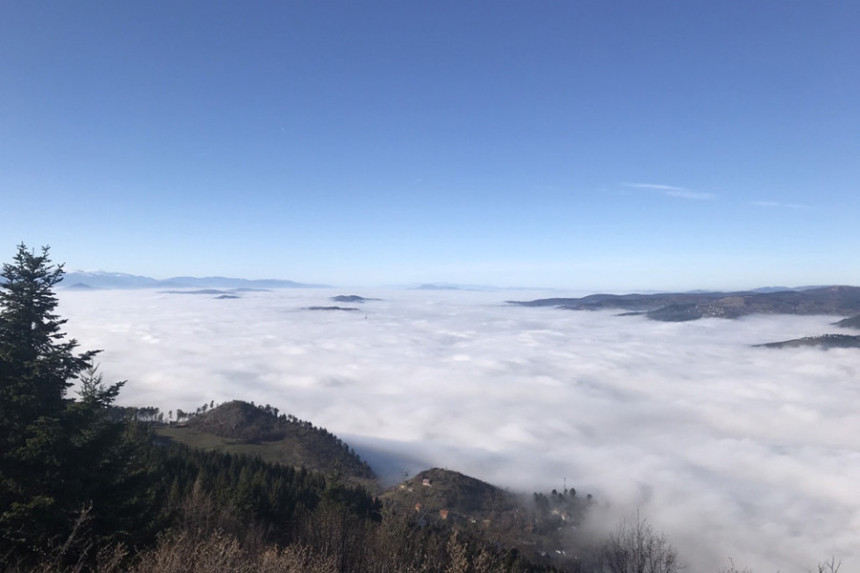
[0,245,843,572]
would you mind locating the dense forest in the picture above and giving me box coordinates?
[0,245,843,573]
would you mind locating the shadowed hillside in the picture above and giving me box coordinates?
[157,400,375,482]
[383,468,518,516]
[835,314,860,329]
[381,468,592,565]
[755,334,860,349]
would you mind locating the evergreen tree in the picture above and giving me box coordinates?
[0,244,151,565]
[0,244,96,428]
[0,245,94,554]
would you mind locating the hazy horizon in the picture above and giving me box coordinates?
[57,268,854,298]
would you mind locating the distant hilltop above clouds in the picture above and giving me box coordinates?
[62,271,326,290]
[509,285,860,322]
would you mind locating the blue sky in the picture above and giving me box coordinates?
[2,1,858,290]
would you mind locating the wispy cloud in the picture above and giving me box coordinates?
[623,183,687,192]
[623,182,715,200]
[663,189,716,200]
[751,200,806,209]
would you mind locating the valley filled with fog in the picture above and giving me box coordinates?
[58,288,859,572]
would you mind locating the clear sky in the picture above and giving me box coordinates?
[2,1,857,291]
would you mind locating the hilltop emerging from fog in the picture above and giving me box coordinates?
[509,285,860,322]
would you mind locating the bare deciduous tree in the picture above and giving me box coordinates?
[598,511,680,573]
[815,556,841,573]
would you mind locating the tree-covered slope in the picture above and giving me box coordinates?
[158,400,375,482]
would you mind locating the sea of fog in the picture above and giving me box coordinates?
[58,288,859,572]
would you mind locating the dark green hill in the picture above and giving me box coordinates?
[331,294,381,302]
[835,314,860,329]
[187,400,291,440]
[510,285,860,322]
[381,468,591,562]
[383,468,517,516]
[156,400,375,482]
[755,334,860,349]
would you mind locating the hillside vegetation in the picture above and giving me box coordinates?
[158,400,374,482]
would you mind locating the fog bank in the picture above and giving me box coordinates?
[59,288,860,572]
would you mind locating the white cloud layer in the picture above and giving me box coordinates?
[58,289,860,572]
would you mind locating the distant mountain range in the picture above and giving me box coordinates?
[61,271,325,290]
[509,285,860,322]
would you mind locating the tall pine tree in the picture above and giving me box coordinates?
[0,244,96,423]
[0,244,140,565]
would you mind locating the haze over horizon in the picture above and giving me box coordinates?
[58,268,850,296]
[3,2,858,291]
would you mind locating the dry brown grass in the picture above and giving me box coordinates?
[123,530,338,573]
